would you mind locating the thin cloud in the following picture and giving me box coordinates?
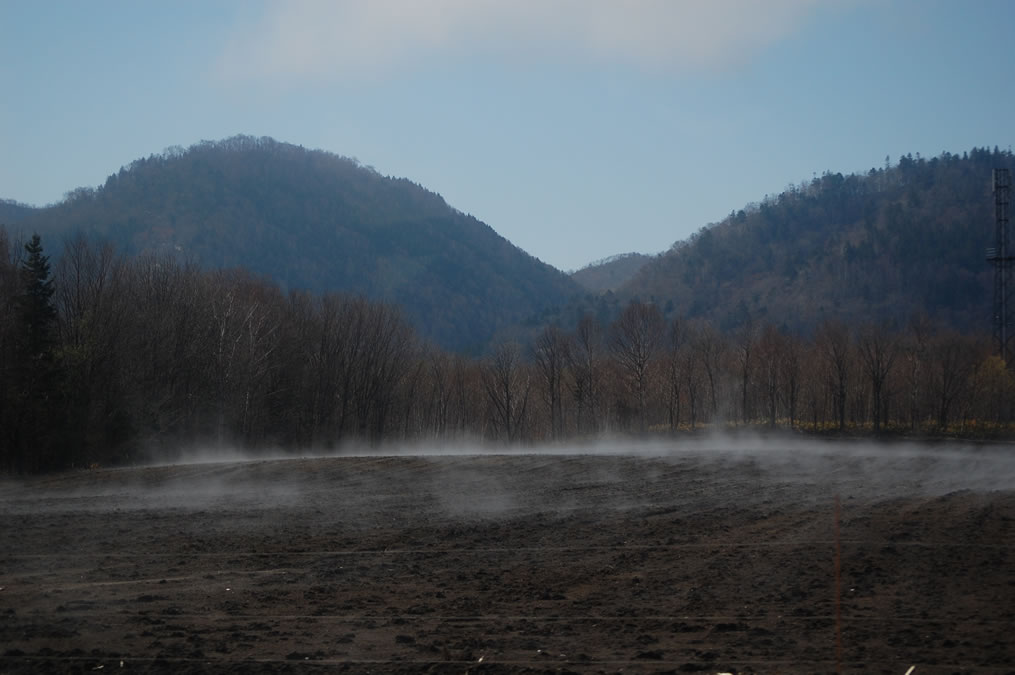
[217,0,845,83]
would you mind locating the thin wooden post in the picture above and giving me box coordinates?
[835,493,843,674]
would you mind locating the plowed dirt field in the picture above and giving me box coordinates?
[2,439,1013,674]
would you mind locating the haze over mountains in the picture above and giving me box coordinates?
[560,147,1008,338]
[2,138,1008,349]
[616,147,1006,333]
[2,137,579,351]
[570,253,652,293]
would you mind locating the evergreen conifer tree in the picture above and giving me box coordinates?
[13,233,62,471]
[19,234,57,361]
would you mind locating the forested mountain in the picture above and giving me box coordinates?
[4,143,1009,351]
[616,148,1009,334]
[6,136,579,351]
[571,252,653,293]
[7,146,1015,473]
[0,198,37,225]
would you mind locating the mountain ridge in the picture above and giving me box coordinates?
[570,252,654,293]
[610,147,1007,334]
[5,135,580,351]
[4,142,1009,348]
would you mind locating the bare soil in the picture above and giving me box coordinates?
[1,441,1013,674]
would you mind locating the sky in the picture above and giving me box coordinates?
[2,0,1014,272]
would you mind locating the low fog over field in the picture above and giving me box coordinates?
[3,437,1013,673]
[4,436,1012,517]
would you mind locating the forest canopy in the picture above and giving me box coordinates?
[3,146,1015,473]
[1,227,1011,474]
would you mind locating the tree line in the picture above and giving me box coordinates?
[1,227,1012,473]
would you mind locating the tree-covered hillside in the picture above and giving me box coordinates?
[620,148,1008,334]
[8,148,1015,473]
[11,136,579,351]
[0,198,37,225]
[571,252,653,293]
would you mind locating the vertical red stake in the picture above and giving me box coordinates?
[835,493,843,674]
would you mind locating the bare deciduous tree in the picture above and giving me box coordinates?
[855,322,900,433]
[569,314,603,435]
[532,325,571,441]
[483,342,531,442]
[929,331,980,429]
[779,330,802,428]
[692,320,726,421]
[610,301,664,432]
[734,316,758,424]
[900,314,933,430]
[0,227,23,471]
[55,234,130,463]
[664,317,686,431]
[757,324,783,428]
[816,320,851,431]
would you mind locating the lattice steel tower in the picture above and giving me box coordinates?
[988,168,1014,364]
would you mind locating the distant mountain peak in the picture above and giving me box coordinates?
[12,135,580,351]
[571,252,653,294]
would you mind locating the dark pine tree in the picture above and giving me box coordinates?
[19,234,57,360]
[13,234,63,471]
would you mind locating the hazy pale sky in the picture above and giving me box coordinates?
[2,0,1013,271]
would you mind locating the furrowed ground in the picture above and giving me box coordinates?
[1,440,1013,674]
